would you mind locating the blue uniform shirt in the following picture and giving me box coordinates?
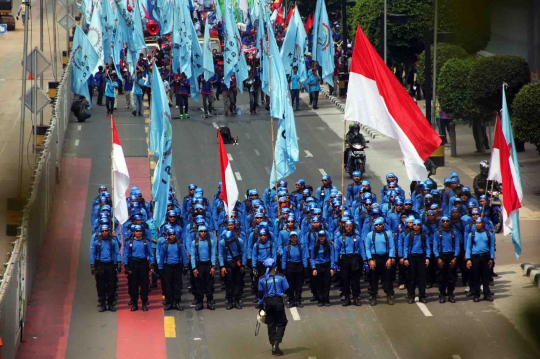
[433,228,461,258]
[218,237,245,267]
[334,232,367,259]
[258,274,289,301]
[90,235,120,264]
[158,239,188,269]
[123,238,154,265]
[105,78,117,97]
[311,241,335,268]
[466,230,495,260]
[290,73,300,90]
[403,231,431,258]
[190,237,216,269]
[281,242,308,268]
[251,240,277,265]
[364,230,396,259]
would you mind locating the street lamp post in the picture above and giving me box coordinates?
[431,0,438,129]
[383,0,387,64]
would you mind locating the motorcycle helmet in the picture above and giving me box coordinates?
[479,160,489,175]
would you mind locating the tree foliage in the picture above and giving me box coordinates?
[438,58,479,122]
[417,43,469,85]
[512,84,540,149]
[470,55,531,115]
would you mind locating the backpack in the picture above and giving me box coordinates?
[371,231,389,255]
[407,231,426,255]
[96,236,115,262]
[224,236,241,262]
[195,237,211,263]
[164,240,183,264]
[255,240,273,260]
[286,242,303,263]
[437,228,455,254]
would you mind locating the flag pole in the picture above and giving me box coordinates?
[341,120,346,195]
[111,115,116,234]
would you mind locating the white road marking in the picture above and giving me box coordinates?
[74,139,79,146]
[318,168,327,175]
[304,150,313,157]
[254,149,260,156]
[227,153,233,161]
[235,172,242,181]
[245,133,251,139]
[452,356,462,359]
[77,125,82,131]
[244,194,247,199]
[414,297,433,317]
[212,122,219,129]
[289,307,301,321]
[264,167,270,174]
[308,357,317,359]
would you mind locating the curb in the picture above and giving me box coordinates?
[320,88,383,140]
[521,263,540,287]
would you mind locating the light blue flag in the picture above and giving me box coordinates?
[150,62,167,153]
[267,20,288,120]
[214,0,223,23]
[270,99,299,187]
[112,10,128,77]
[203,17,215,80]
[151,60,173,228]
[101,0,114,62]
[131,2,147,51]
[71,26,99,104]
[501,86,523,258]
[189,20,203,101]
[152,0,173,35]
[223,0,248,91]
[293,7,308,83]
[311,0,334,87]
[81,0,92,27]
[257,5,269,95]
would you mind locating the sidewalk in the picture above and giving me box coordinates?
[0,0,68,275]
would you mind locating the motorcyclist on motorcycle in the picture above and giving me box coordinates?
[344,123,367,171]
[473,160,500,198]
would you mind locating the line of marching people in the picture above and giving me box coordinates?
[89,167,497,312]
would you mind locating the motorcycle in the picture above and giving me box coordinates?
[487,190,503,233]
[346,140,369,177]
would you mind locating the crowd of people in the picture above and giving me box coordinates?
[89,164,500,314]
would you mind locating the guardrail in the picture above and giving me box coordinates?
[0,53,73,359]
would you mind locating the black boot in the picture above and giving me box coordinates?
[108,304,117,312]
[164,303,173,311]
[99,304,107,312]
[175,302,184,311]
[342,297,351,307]
[369,296,377,306]
[131,304,138,311]
[226,301,233,310]
[353,297,361,306]
[142,302,149,311]
[234,300,243,309]
[272,343,284,356]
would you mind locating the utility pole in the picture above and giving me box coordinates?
[383,0,387,64]
[431,0,438,129]
[19,1,31,197]
[52,0,57,80]
[341,0,348,52]
[39,0,44,126]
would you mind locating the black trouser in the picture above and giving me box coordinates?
[471,253,491,297]
[194,261,214,303]
[224,260,243,302]
[397,258,407,285]
[97,85,104,105]
[177,94,189,114]
[163,263,183,304]
[105,96,115,114]
[88,85,93,103]
[308,259,317,296]
[314,263,331,302]
[427,254,437,285]
[252,261,266,294]
[340,254,361,297]
[311,90,319,107]
[265,296,288,345]
[290,89,300,109]
[285,262,304,302]
[407,254,427,299]
[152,248,159,286]
[95,261,116,306]
[144,86,151,102]
[129,258,149,303]
[437,253,457,296]
[369,255,394,297]
[458,246,470,286]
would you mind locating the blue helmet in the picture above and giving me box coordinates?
[374,217,385,225]
[167,210,177,217]
[296,179,305,185]
[263,257,276,268]
[99,224,110,232]
[259,228,269,236]
[132,224,143,232]
[167,229,176,235]
[188,184,197,190]
[352,171,362,177]
[224,230,235,240]
[289,231,298,238]
[322,174,331,181]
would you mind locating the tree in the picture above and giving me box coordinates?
[417,43,469,85]
[438,58,479,122]
[470,55,531,115]
[512,84,540,154]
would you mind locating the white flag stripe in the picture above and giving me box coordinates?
[224,163,239,215]
[112,143,130,224]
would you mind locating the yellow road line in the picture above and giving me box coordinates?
[164,316,176,338]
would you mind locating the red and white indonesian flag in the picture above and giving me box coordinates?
[488,115,523,236]
[218,129,239,216]
[344,26,441,181]
[112,116,130,224]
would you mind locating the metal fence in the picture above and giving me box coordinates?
[0,54,73,359]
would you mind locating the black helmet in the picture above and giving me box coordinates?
[479,160,489,175]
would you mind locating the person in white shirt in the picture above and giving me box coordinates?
[161,73,172,106]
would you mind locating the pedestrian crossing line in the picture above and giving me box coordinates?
[452,355,462,359]
[308,356,317,359]
[264,167,271,175]
[319,168,327,175]
[227,153,233,161]
[414,297,433,317]
[77,125,82,131]
[235,172,242,181]
[144,126,148,134]
[74,139,79,146]
[164,316,176,338]
[254,149,260,156]
[304,150,313,157]
[212,122,219,129]
[289,307,301,321]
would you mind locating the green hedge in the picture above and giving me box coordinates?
[417,44,469,85]
[438,58,479,122]
[512,83,540,148]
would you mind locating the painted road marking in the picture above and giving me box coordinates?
[265,167,270,174]
[452,356,462,359]
[289,307,301,321]
[212,122,219,129]
[235,172,242,181]
[415,297,433,317]
[319,168,327,175]
[77,125,82,131]
[245,133,251,139]
[308,357,317,359]
[305,150,313,157]
[227,153,233,161]
[254,149,260,156]
[164,316,176,338]
[74,139,79,146]
[244,194,247,199]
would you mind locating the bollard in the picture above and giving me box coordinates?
[36,125,49,147]
[429,135,446,167]
[48,81,59,101]
[6,198,25,236]
[338,72,349,97]
[448,121,457,157]
[62,50,68,68]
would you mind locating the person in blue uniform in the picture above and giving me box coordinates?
[191,225,216,310]
[281,231,307,308]
[335,220,366,306]
[466,218,495,302]
[403,219,430,304]
[311,230,335,307]
[219,230,245,310]
[90,224,121,312]
[433,216,461,303]
[124,224,155,311]
[159,229,188,311]
[365,217,396,306]
[258,258,289,356]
